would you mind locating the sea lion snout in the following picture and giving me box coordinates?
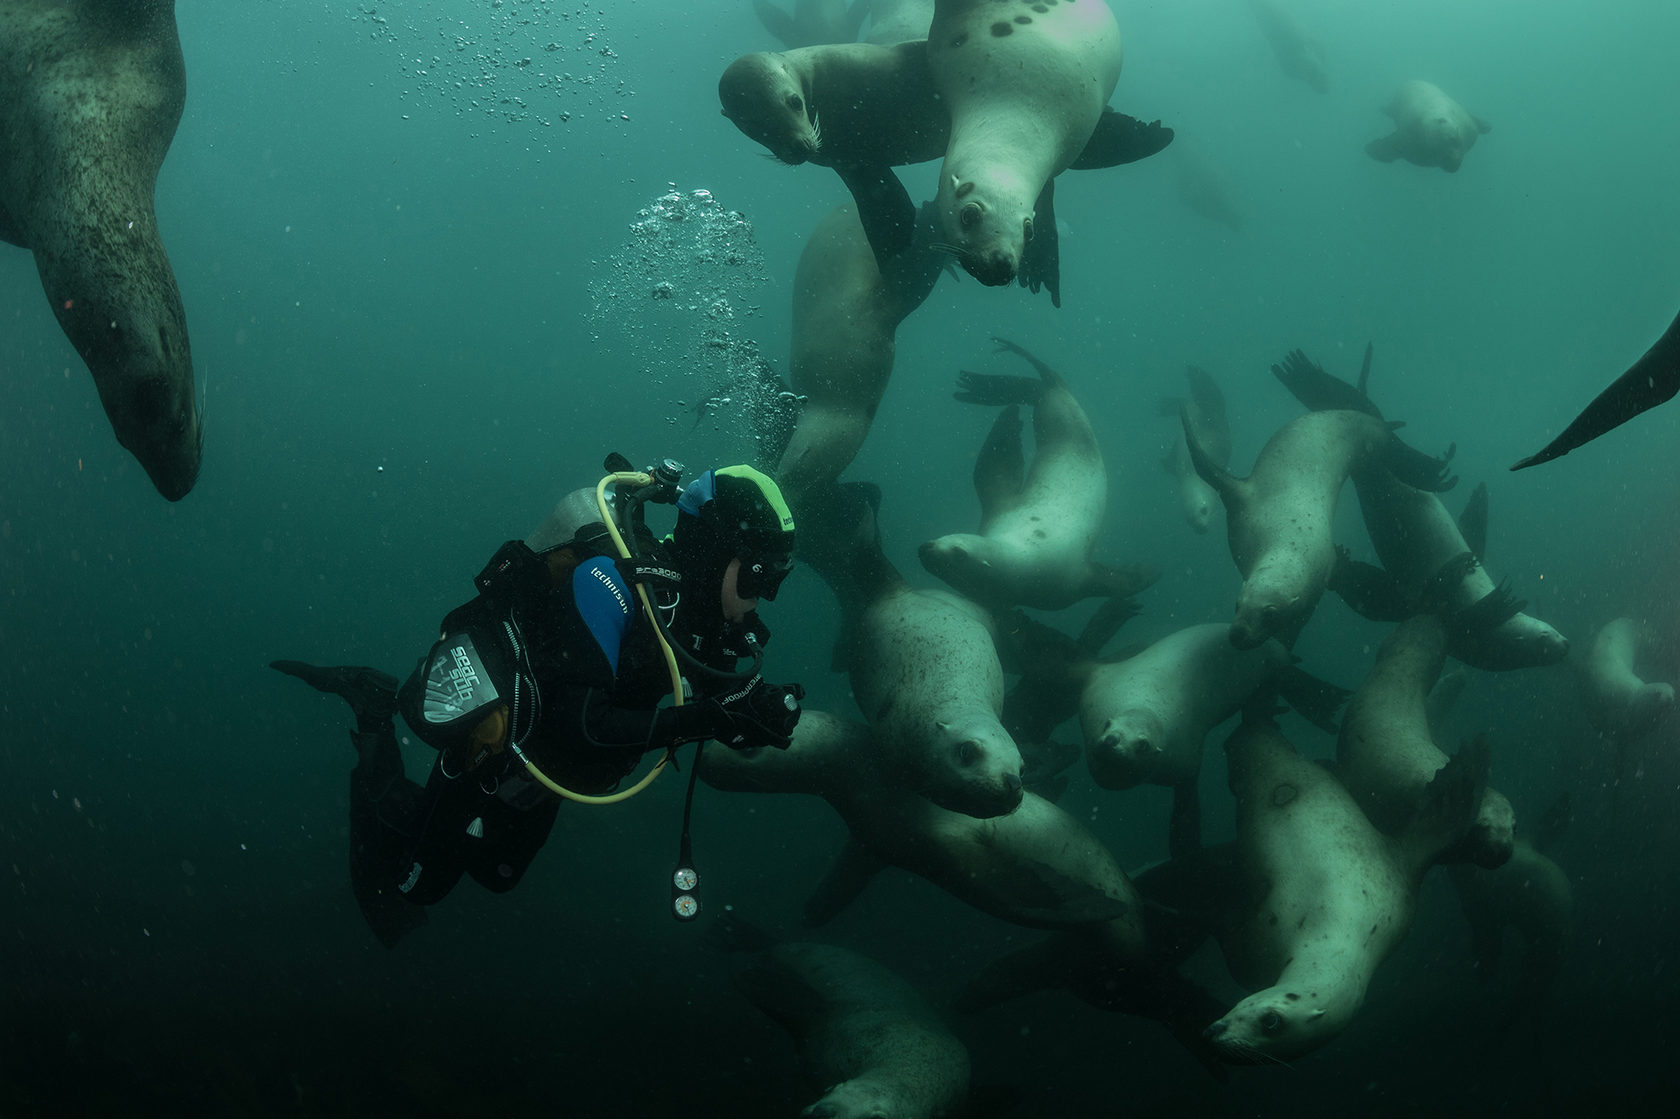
[965,247,1019,287]
[87,337,202,501]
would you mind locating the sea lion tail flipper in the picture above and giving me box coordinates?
[1270,348,1378,415]
[1458,482,1491,560]
[834,163,917,272]
[1365,132,1404,162]
[1179,403,1242,502]
[954,371,1042,406]
[1017,178,1061,308]
[1078,594,1142,656]
[1326,545,1410,622]
[1380,434,1459,493]
[1412,734,1493,865]
[1085,561,1163,603]
[1511,306,1680,470]
[801,838,886,927]
[1272,664,1352,734]
[1066,109,1176,170]
[988,336,1065,385]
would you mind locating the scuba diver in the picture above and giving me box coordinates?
[273,459,804,946]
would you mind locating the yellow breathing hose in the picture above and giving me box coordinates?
[512,471,687,805]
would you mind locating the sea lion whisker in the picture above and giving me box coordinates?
[806,110,822,152]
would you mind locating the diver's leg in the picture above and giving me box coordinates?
[346,723,429,947]
[270,661,399,731]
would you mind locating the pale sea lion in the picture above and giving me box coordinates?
[919,337,1159,610]
[1336,615,1515,868]
[1577,617,1675,741]
[752,0,871,48]
[1203,717,1485,1063]
[800,482,1025,817]
[1512,305,1680,470]
[717,917,970,1119]
[775,201,944,502]
[927,0,1129,288]
[1,0,201,500]
[1158,364,1230,533]
[1248,0,1328,93]
[718,34,1171,293]
[1183,403,1454,649]
[1365,79,1490,173]
[699,710,1139,929]
[1272,349,1569,670]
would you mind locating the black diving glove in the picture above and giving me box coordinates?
[703,675,804,750]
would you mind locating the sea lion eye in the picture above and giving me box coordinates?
[956,740,980,766]
[1260,1010,1284,1033]
[959,202,982,230]
[786,94,804,113]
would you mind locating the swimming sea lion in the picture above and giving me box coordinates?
[1577,617,1675,741]
[752,0,871,48]
[1248,0,1328,93]
[717,917,971,1119]
[919,337,1159,610]
[1183,403,1454,649]
[1,0,202,500]
[1271,349,1569,670]
[699,710,1140,929]
[1447,837,1574,1022]
[775,202,944,502]
[1158,364,1230,533]
[1170,142,1248,233]
[1203,717,1486,1063]
[1365,79,1490,173]
[1511,305,1680,470]
[1336,615,1515,868]
[801,482,1025,817]
[927,0,1129,288]
[718,35,1172,290]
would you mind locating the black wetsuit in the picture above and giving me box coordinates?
[348,537,759,944]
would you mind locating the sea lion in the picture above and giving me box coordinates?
[752,0,871,48]
[774,201,944,503]
[1183,403,1454,649]
[1271,349,1570,670]
[718,35,1172,292]
[1512,305,1680,470]
[1577,617,1675,741]
[1202,716,1486,1063]
[1365,79,1490,173]
[1170,142,1247,233]
[1248,0,1328,93]
[0,0,201,500]
[800,482,1025,817]
[1158,364,1230,533]
[919,337,1159,610]
[699,710,1140,929]
[716,917,971,1119]
[1336,615,1515,868]
[927,0,1129,288]
[1447,837,1574,1023]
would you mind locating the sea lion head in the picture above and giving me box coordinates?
[1204,988,1338,1063]
[936,167,1032,286]
[1231,581,1304,651]
[1422,115,1473,172]
[918,534,995,600]
[924,717,1025,818]
[58,284,202,501]
[718,52,821,165]
[802,1076,903,1119]
[1085,709,1167,790]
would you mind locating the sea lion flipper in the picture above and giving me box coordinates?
[1077,594,1142,656]
[1326,544,1411,622]
[1511,305,1680,469]
[953,371,1041,407]
[1272,665,1352,734]
[1084,561,1162,602]
[1412,735,1492,865]
[750,0,799,47]
[1016,178,1061,308]
[1458,482,1490,560]
[1381,433,1458,493]
[1365,132,1404,162]
[802,838,886,927]
[1179,403,1243,503]
[834,163,917,271]
[1271,348,1380,415]
[1067,109,1176,170]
